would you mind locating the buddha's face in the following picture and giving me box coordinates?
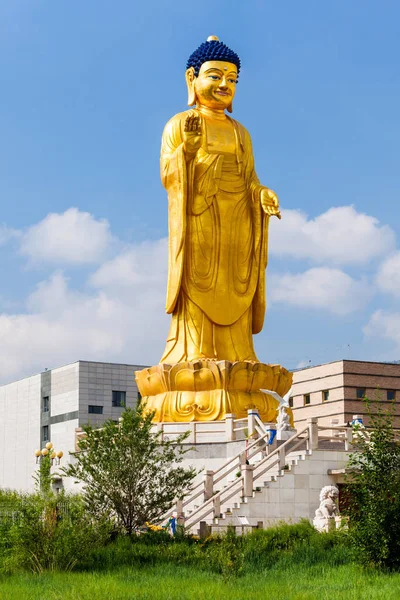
[194,61,237,110]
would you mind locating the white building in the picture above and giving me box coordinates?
[0,360,144,492]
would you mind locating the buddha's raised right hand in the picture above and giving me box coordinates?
[183,113,202,158]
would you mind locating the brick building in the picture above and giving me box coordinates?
[290,359,400,428]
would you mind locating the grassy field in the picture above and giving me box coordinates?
[2,520,400,599]
[1,563,400,600]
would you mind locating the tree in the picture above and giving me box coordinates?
[62,404,196,534]
[346,398,400,569]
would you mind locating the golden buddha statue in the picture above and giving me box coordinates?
[136,36,293,423]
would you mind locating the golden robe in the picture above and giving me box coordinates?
[160,108,269,363]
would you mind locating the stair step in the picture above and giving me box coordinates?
[177,444,318,531]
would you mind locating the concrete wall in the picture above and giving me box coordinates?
[78,361,139,427]
[0,360,144,492]
[0,374,41,492]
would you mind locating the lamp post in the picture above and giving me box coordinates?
[34,442,63,494]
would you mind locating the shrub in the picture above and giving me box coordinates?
[346,399,400,569]
[0,496,351,577]
[209,526,244,580]
[0,492,110,574]
[78,520,349,577]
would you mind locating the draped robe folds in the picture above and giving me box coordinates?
[160,109,269,363]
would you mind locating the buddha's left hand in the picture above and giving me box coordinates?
[260,188,281,219]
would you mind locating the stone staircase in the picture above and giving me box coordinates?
[208,447,346,534]
[162,416,352,535]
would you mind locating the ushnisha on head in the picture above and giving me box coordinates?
[186,35,241,113]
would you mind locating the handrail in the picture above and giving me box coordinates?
[184,425,310,532]
[185,476,244,529]
[162,418,400,532]
[317,425,351,431]
[254,414,267,431]
[253,456,280,482]
[159,419,271,526]
[158,415,273,524]
[159,479,205,523]
[213,428,270,480]
[254,414,268,437]
[252,426,309,485]
[213,437,267,487]
[253,430,308,486]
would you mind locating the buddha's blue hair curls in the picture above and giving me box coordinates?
[186,39,241,79]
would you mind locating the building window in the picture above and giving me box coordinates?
[289,397,294,408]
[42,396,50,412]
[88,405,103,414]
[303,394,310,406]
[112,390,126,407]
[42,425,49,442]
[387,390,396,401]
[322,390,330,402]
[356,388,366,399]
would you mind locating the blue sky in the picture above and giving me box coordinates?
[0,0,400,381]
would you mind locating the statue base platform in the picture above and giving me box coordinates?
[135,360,293,423]
[313,516,344,533]
[276,429,297,441]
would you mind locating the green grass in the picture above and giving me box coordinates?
[1,563,400,600]
[1,521,400,599]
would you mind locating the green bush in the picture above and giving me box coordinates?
[0,492,110,574]
[79,520,350,578]
[208,526,244,580]
[0,494,351,578]
[346,399,400,570]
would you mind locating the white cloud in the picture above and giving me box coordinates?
[0,239,170,383]
[90,238,168,290]
[269,267,371,315]
[269,206,395,265]
[376,252,400,297]
[19,207,113,265]
[0,200,396,382]
[364,310,400,350]
[0,224,20,246]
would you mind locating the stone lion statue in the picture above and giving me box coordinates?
[313,485,340,531]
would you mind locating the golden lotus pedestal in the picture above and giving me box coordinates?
[135,360,293,424]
